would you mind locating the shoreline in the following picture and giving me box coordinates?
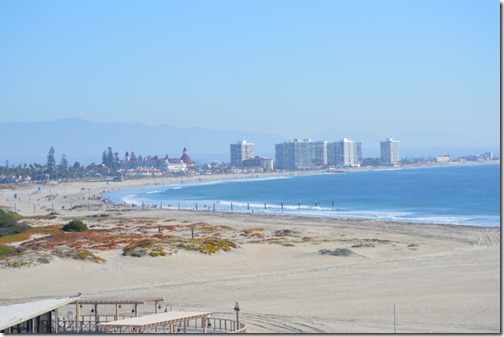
[106,162,499,228]
[0,160,499,227]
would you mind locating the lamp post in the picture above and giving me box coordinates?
[234,302,240,331]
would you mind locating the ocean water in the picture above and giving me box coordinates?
[106,164,501,227]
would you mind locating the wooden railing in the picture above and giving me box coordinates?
[56,315,247,333]
[206,317,247,333]
[55,314,136,333]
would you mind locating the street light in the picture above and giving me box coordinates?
[234,302,240,330]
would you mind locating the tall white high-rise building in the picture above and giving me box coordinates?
[380,138,400,165]
[314,140,328,166]
[327,138,362,167]
[230,140,255,167]
[275,138,322,170]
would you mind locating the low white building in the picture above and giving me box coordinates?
[436,155,451,163]
[118,158,187,174]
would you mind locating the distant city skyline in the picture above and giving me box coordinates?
[0,118,499,167]
[0,1,499,147]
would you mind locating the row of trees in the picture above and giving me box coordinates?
[1,147,87,181]
[43,146,89,179]
[1,146,166,182]
[100,147,171,172]
[101,147,166,169]
[1,145,179,182]
[101,147,118,171]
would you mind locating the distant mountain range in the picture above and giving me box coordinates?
[0,118,284,165]
[0,118,499,165]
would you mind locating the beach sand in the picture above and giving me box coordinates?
[0,175,500,333]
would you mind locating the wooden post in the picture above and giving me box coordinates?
[115,304,119,321]
[54,308,59,333]
[231,202,233,210]
[95,305,99,331]
[76,303,80,332]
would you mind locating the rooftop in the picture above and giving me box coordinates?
[0,296,79,330]
[99,311,213,328]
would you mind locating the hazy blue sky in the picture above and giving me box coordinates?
[0,0,499,144]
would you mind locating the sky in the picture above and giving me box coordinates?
[0,0,500,145]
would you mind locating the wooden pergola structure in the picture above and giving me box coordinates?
[98,311,213,333]
[73,297,164,332]
[0,296,246,334]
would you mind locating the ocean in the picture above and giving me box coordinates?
[106,163,501,227]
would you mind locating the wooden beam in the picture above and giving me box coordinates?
[75,303,80,332]
[54,308,58,334]
[94,305,98,332]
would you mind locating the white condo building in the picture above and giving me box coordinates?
[275,138,364,169]
[230,140,255,167]
[314,140,328,166]
[275,139,316,170]
[380,138,400,165]
[328,138,362,167]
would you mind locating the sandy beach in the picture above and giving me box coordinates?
[0,174,500,333]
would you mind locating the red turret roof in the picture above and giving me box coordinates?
[180,147,195,166]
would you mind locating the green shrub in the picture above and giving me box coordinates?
[37,256,51,264]
[76,250,106,263]
[122,239,154,257]
[62,220,88,232]
[0,245,15,256]
[0,210,31,237]
[0,209,22,225]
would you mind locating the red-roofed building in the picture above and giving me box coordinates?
[180,147,195,167]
